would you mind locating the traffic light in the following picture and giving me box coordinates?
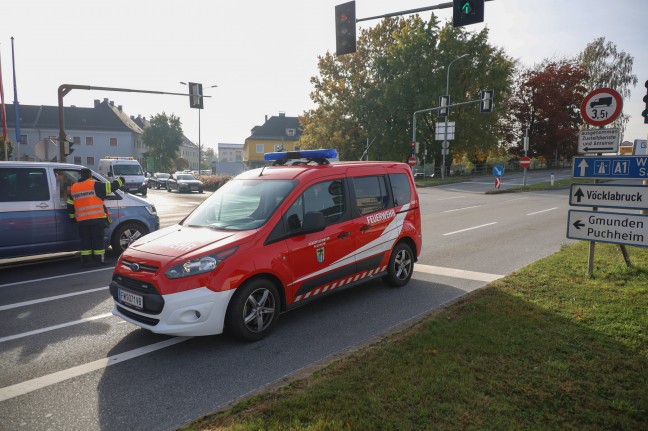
[453,0,484,28]
[64,137,75,156]
[335,1,356,56]
[411,141,416,156]
[439,95,450,117]
[642,80,648,124]
[480,89,494,113]
[188,82,203,109]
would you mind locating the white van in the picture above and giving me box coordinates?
[98,157,147,196]
[0,161,159,261]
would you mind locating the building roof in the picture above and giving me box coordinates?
[4,98,142,134]
[246,113,301,141]
[218,143,244,150]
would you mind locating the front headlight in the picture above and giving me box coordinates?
[165,247,238,279]
[146,205,157,216]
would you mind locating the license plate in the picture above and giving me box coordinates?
[118,288,143,309]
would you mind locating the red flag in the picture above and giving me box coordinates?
[0,47,7,141]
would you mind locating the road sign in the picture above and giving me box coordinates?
[495,177,501,189]
[572,156,648,179]
[435,122,455,140]
[570,184,648,210]
[408,156,417,166]
[567,210,648,248]
[519,156,531,168]
[578,128,620,154]
[580,88,623,127]
[493,165,504,177]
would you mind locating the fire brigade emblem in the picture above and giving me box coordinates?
[316,247,325,263]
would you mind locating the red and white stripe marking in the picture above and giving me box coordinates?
[294,265,387,302]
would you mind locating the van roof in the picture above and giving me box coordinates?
[0,161,86,170]
[236,160,411,181]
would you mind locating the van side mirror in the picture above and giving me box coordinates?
[301,211,326,234]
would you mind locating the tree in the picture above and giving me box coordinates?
[0,138,13,161]
[577,37,638,136]
[509,60,589,163]
[141,113,184,172]
[300,16,515,168]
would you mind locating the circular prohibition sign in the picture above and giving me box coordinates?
[580,88,623,127]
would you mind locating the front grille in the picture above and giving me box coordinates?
[112,274,158,294]
[120,259,159,273]
[116,305,159,326]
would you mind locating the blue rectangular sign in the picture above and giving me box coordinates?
[572,156,648,179]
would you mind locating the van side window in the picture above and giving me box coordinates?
[389,173,412,206]
[0,168,50,202]
[54,169,80,206]
[353,176,388,216]
[284,179,346,231]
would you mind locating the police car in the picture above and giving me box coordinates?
[110,149,422,341]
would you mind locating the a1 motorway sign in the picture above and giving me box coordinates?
[570,184,648,210]
[580,88,623,127]
[572,156,648,179]
[567,210,648,248]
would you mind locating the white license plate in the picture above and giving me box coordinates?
[118,288,143,309]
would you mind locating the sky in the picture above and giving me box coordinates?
[2,0,647,154]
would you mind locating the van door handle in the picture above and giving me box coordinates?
[360,224,371,232]
[36,203,50,209]
[337,231,350,238]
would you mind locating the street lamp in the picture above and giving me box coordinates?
[180,82,218,172]
[442,53,470,180]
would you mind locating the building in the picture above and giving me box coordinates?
[243,112,301,168]
[4,99,144,169]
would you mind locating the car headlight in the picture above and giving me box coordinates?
[165,247,238,279]
[146,205,157,216]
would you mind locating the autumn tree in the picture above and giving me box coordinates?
[577,37,638,136]
[141,113,184,172]
[508,60,589,163]
[300,16,515,166]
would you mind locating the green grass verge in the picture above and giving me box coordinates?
[185,242,648,431]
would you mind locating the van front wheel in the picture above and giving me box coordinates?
[111,222,148,254]
[225,279,280,342]
[383,242,414,287]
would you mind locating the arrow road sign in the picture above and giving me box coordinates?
[573,156,648,179]
[577,128,619,154]
[570,184,648,210]
[567,210,648,248]
[493,165,504,177]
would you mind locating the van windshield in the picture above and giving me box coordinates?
[183,179,296,231]
[113,164,143,176]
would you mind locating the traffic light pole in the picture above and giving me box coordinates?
[57,84,206,163]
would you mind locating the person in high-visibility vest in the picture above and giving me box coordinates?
[67,168,124,267]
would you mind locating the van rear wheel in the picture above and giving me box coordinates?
[383,242,414,287]
[225,278,280,342]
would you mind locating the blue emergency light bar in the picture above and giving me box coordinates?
[264,149,338,162]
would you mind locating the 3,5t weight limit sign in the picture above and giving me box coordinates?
[580,88,623,127]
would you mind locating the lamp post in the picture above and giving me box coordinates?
[442,53,470,180]
[180,82,217,172]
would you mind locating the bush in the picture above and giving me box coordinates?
[198,174,232,192]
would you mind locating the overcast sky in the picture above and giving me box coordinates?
[2,0,647,153]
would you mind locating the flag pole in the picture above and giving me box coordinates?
[11,37,21,160]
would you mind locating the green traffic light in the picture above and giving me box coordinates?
[461,1,473,15]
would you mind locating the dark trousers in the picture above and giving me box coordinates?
[78,219,106,264]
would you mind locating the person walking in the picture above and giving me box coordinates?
[67,168,124,267]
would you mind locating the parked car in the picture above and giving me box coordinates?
[166,172,204,193]
[0,161,160,261]
[97,157,147,196]
[147,172,171,190]
[110,149,421,341]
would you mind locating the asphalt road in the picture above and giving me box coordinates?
[0,171,575,431]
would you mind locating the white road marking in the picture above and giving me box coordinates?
[443,222,497,236]
[0,313,113,343]
[0,336,190,402]
[527,207,558,216]
[436,195,465,200]
[0,267,112,289]
[443,205,482,213]
[0,287,108,312]
[414,263,503,282]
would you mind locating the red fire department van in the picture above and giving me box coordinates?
[110,149,422,341]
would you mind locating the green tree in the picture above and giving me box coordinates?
[301,16,515,169]
[509,60,589,163]
[141,113,184,172]
[0,138,13,161]
[577,37,638,136]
